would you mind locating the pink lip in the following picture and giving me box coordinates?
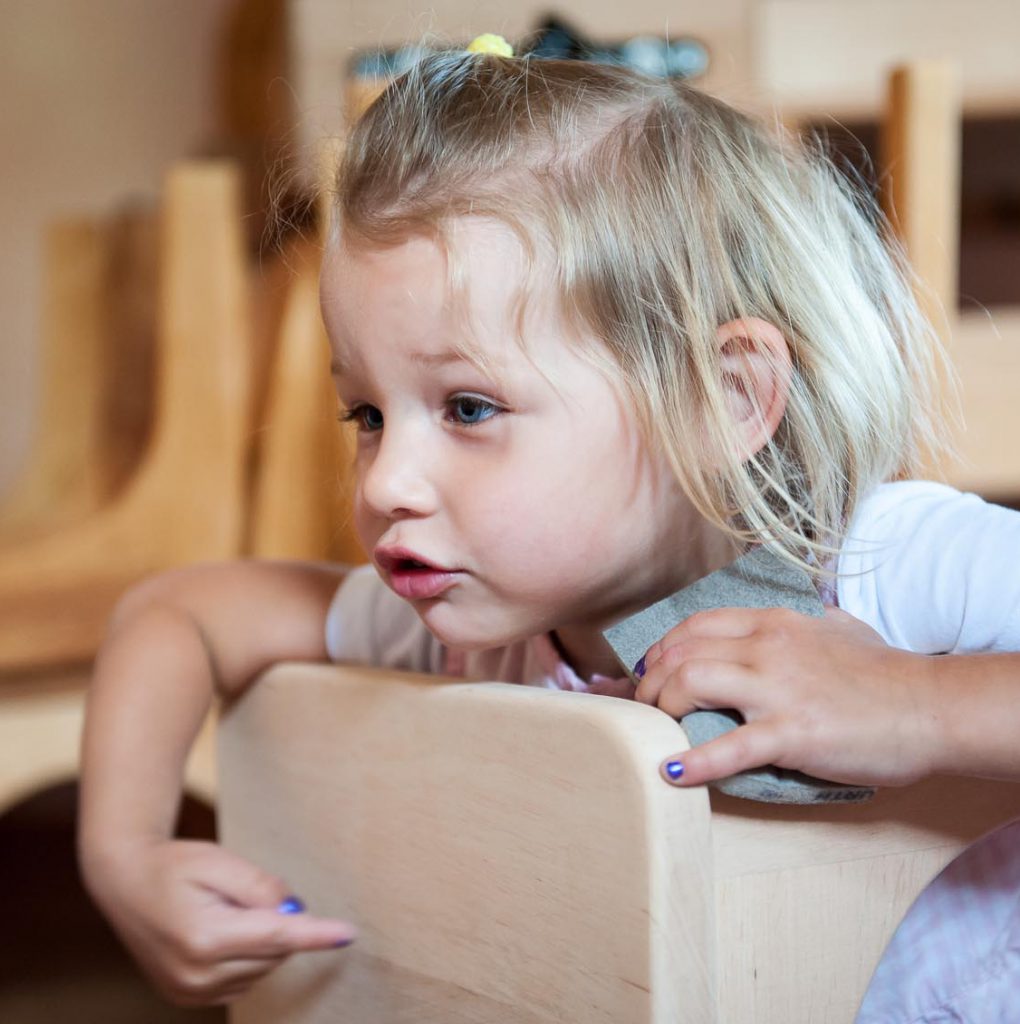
[374,546,461,601]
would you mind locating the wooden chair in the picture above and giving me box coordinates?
[219,664,1020,1023]
[0,161,252,674]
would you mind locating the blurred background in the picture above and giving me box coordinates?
[0,1,1018,1020]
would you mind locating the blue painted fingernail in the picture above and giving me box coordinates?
[334,936,356,948]
[664,760,685,780]
[278,896,306,914]
[633,655,646,679]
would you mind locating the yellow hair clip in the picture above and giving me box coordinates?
[466,33,514,57]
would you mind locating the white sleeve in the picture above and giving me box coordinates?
[837,481,1020,654]
[324,564,447,673]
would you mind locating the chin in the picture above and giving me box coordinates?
[415,605,533,653]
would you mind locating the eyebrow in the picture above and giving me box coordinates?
[330,349,481,376]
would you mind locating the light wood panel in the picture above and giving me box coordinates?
[220,664,1020,1023]
[220,665,714,1024]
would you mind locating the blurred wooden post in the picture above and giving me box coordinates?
[880,61,961,346]
[249,259,360,563]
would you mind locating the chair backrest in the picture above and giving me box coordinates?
[219,664,1020,1024]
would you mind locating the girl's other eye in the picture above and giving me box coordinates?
[447,394,501,426]
[340,403,384,431]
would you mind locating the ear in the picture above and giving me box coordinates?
[716,317,792,459]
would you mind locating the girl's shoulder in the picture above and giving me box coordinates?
[836,480,1020,654]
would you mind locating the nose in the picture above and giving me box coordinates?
[357,424,437,520]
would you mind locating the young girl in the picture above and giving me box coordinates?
[79,42,1020,1016]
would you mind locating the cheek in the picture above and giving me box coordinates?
[351,489,379,549]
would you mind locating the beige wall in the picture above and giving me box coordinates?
[291,0,754,156]
[0,0,233,493]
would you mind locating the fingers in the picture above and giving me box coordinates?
[146,843,358,1006]
[641,608,762,675]
[210,905,358,959]
[640,606,815,678]
[187,845,292,909]
[635,651,754,714]
[161,955,286,1008]
[658,720,785,788]
[186,846,359,951]
[155,903,357,1006]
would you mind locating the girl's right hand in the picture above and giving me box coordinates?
[86,838,357,1006]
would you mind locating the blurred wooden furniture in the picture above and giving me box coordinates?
[1,207,160,543]
[220,664,1020,1023]
[0,669,217,815]
[0,161,248,815]
[0,222,111,536]
[880,60,1020,497]
[755,0,1020,122]
[881,60,961,344]
[248,247,363,565]
[0,161,252,674]
[292,0,1020,148]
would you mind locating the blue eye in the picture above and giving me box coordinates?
[448,394,500,425]
[340,404,384,431]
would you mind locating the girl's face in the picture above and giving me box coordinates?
[321,218,729,676]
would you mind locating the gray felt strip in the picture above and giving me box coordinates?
[603,546,875,804]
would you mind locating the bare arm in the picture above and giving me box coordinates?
[927,651,1020,780]
[79,559,355,1004]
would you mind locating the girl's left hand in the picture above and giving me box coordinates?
[635,606,941,789]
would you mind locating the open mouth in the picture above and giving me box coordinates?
[374,546,455,577]
[375,548,460,600]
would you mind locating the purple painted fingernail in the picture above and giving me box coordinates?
[664,760,685,780]
[334,936,356,948]
[633,655,647,679]
[277,896,306,914]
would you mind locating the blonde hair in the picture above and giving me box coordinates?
[332,51,952,573]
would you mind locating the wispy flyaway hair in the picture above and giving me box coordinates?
[333,50,952,572]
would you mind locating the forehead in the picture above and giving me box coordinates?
[321,218,560,371]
